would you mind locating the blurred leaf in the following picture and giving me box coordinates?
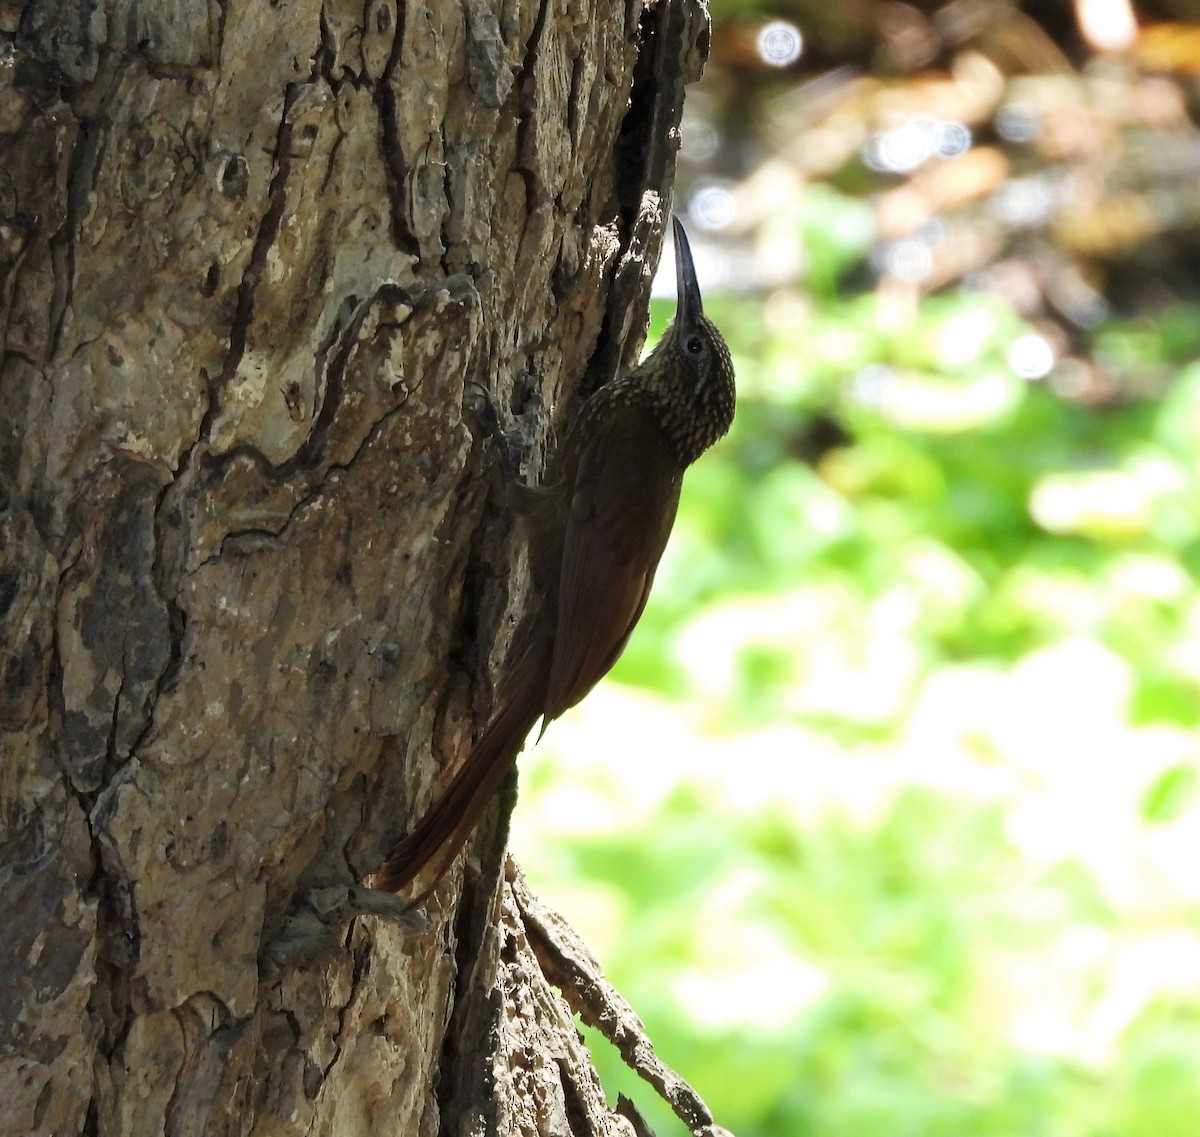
[1140,763,1199,823]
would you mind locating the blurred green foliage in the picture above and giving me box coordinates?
[517,179,1200,1137]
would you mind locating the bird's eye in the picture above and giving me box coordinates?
[686,334,705,356]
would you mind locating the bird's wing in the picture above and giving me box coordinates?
[543,401,683,720]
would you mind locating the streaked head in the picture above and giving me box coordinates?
[652,217,736,465]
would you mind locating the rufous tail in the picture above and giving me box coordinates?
[373,659,546,901]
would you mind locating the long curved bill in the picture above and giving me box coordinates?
[672,216,704,323]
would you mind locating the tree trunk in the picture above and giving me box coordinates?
[0,1,709,1133]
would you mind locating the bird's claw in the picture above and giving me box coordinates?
[465,381,522,481]
[464,379,496,419]
[261,884,428,973]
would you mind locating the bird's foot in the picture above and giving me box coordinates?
[262,884,428,974]
[465,381,524,483]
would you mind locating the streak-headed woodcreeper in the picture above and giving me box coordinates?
[374,218,736,901]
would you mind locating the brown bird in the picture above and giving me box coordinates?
[374,218,736,901]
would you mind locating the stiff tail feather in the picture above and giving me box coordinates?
[373,658,546,900]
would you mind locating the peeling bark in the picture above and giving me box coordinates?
[0,0,710,1133]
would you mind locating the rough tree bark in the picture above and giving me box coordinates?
[0,1,715,1134]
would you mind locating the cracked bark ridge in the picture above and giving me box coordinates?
[0,0,712,1133]
[436,849,660,1137]
[512,866,733,1137]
